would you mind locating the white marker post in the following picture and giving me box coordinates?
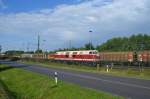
[106,65,109,72]
[54,72,58,86]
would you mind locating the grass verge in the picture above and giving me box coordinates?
[0,64,14,99]
[0,64,123,99]
[22,60,150,80]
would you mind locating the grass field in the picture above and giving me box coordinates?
[0,80,10,99]
[0,64,123,99]
[0,64,14,99]
[22,60,150,80]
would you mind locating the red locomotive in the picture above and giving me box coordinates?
[48,50,99,65]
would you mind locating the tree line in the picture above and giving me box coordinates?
[96,34,150,52]
[56,34,150,52]
[3,34,150,55]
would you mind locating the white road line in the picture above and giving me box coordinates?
[59,71,150,90]
[20,64,150,90]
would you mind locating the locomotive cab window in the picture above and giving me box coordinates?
[80,52,83,54]
[73,52,77,54]
[65,55,69,58]
[66,52,69,54]
[72,52,77,58]
[89,51,97,54]
[89,52,92,54]
[93,51,97,54]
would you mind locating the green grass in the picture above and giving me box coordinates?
[0,64,14,99]
[0,80,9,99]
[0,64,123,99]
[22,60,150,80]
[0,64,9,68]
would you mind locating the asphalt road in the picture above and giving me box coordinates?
[1,60,150,99]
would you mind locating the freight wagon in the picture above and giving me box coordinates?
[99,51,138,66]
[32,53,48,59]
[138,51,150,66]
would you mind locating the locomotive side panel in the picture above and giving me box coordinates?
[49,50,99,62]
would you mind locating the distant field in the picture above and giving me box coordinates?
[0,64,122,99]
[22,60,150,80]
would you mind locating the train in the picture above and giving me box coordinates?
[20,50,150,67]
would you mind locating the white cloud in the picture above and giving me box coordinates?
[0,0,150,51]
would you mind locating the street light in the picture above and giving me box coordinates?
[89,30,93,50]
[42,39,47,59]
[42,40,46,51]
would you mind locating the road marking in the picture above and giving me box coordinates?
[59,71,150,90]
[3,62,150,90]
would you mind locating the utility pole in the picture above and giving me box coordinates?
[27,42,30,52]
[37,34,40,52]
[69,40,71,50]
[0,45,2,54]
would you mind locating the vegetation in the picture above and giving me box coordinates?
[5,50,24,56]
[0,64,14,99]
[35,49,43,53]
[50,42,95,53]
[0,64,122,99]
[49,34,150,52]
[0,80,9,99]
[0,79,14,99]
[96,34,150,51]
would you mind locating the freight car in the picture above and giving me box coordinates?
[32,53,48,59]
[98,51,139,66]
[21,54,33,58]
[138,51,150,66]
[21,53,48,61]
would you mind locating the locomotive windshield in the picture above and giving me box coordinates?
[89,51,97,54]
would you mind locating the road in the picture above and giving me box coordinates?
[1,60,150,99]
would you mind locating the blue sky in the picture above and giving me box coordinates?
[0,0,81,13]
[0,0,150,52]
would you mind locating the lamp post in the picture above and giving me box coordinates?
[89,30,93,50]
[37,34,40,53]
[26,42,30,52]
[42,40,46,59]
[42,40,46,51]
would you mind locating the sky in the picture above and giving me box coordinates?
[0,0,150,52]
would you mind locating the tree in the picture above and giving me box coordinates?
[35,49,43,53]
[5,50,24,56]
[96,34,150,51]
[84,43,95,50]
